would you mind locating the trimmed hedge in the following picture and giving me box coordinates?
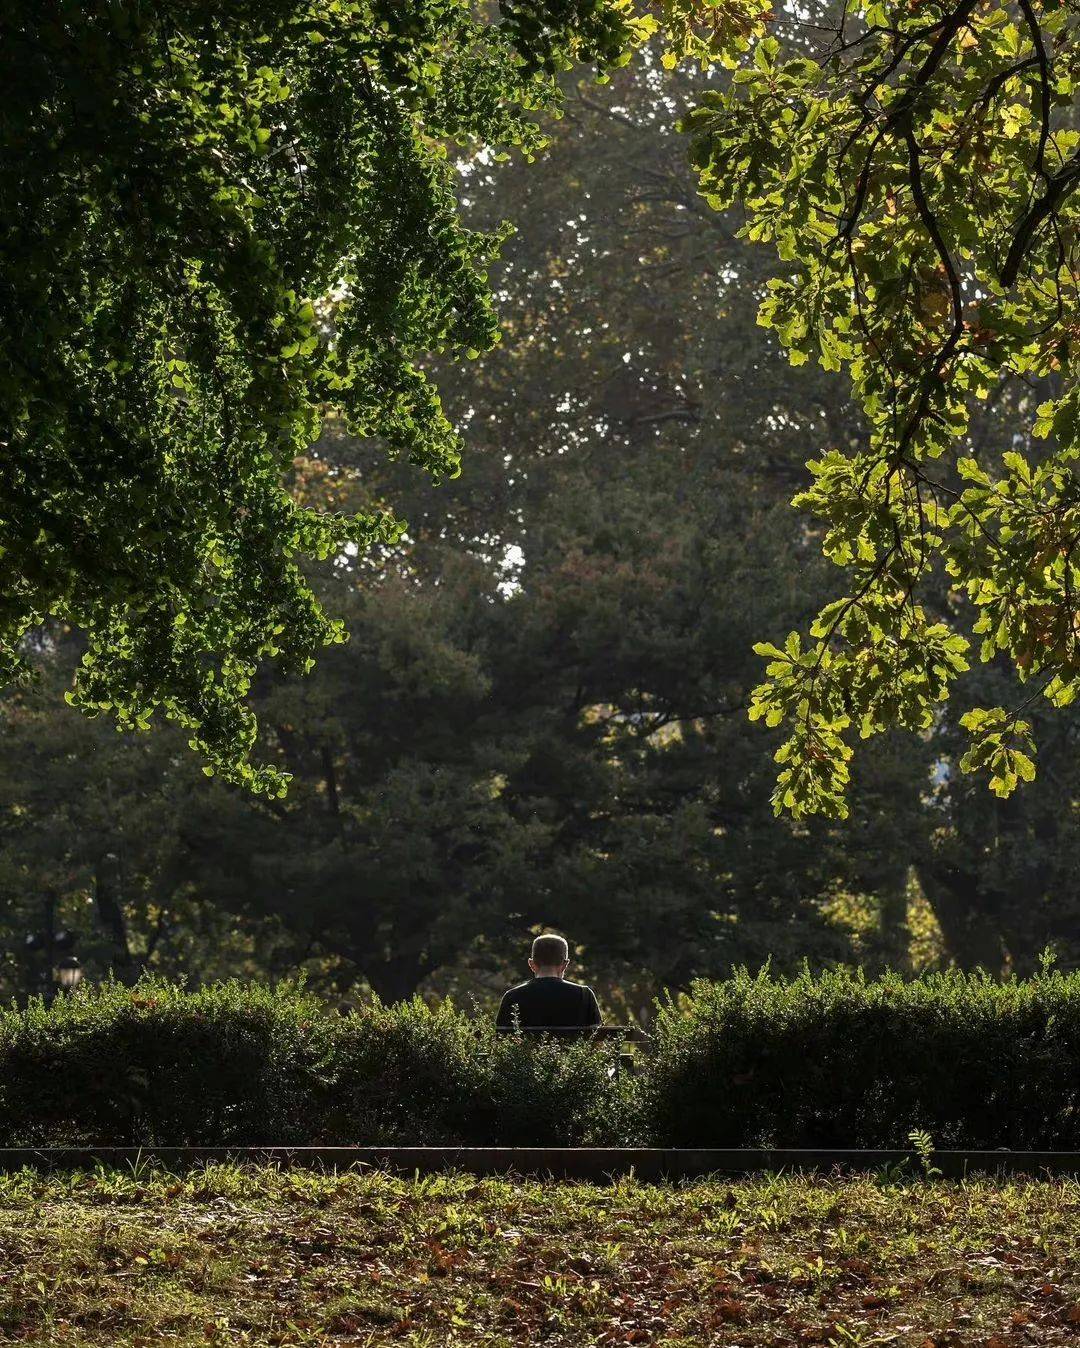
[643,966,1080,1148]
[4,968,1080,1149]
[0,979,633,1147]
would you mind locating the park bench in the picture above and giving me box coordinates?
[495,1023,653,1072]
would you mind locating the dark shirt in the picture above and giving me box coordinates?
[496,976,602,1029]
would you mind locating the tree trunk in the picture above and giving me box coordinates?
[917,863,1005,972]
[321,743,349,851]
[877,870,911,973]
[364,954,425,1004]
[95,852,138,983]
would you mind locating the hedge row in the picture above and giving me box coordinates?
[644,966,1080,1149]
[0,980,633,1147]
[3,968,1080,1149]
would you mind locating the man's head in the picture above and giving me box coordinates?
[528,933,569,978]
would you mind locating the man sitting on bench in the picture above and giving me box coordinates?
[496,933,602,1030]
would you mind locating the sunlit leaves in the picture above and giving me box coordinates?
[958,706,1037,797]
[657,0,772,68]
[0,0,644,791]
[679,0,1080,814]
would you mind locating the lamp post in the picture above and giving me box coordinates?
[55,955,83,993]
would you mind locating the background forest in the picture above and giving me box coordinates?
[5,44,1079,1018]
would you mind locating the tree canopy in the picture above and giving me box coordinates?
[8,0,1080,829]
[9,42,1080,1004]
[0,0,650,792]
[684,0,1080,816]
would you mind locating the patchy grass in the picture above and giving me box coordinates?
[0,1165,1078,1345]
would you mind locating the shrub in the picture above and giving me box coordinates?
[0,978,334,1146]
[324,997,633,1145]
[7,968,1080,1149]
[642,965,1080,1148]
[0,979,633,1147]
[481,1024,638,1146]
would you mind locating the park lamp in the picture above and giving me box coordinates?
[55,955,83,992]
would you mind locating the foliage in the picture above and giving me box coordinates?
[681,0,1080,815]
[12,0,1080,836]
[5,36,1080,999]
[0,978,334,1146]
[0,0,653,792]
[0,43,912,1006]
[0,978,632,1147]
[2,1167,1080,1344]
[11,972,1080,1150]
[658,0,771,67]
[645,963,1080,1147]
[330,996,634,1146]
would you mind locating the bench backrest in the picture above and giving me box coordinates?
[496,1025,652,1046]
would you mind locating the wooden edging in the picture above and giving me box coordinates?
[2,1147,1080,1180]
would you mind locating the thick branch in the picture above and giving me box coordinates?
[1001,153,1080,288]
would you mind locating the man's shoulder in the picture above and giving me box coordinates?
[500,981,532,1000]
[560,979,597,996]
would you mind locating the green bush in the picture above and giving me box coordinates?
[0,979,633,1147]
[0,979,334,1146]
[323,997,635,1145]
[6,969,1080,1149]
[642,965,1080,1148]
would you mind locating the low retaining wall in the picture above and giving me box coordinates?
[1,1146,1078,1179]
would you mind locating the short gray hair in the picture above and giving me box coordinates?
[531,933,568,968]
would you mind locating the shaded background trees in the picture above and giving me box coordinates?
[4,47,1079,1010]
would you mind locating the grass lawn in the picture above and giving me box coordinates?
[0,1165,1079,1346]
